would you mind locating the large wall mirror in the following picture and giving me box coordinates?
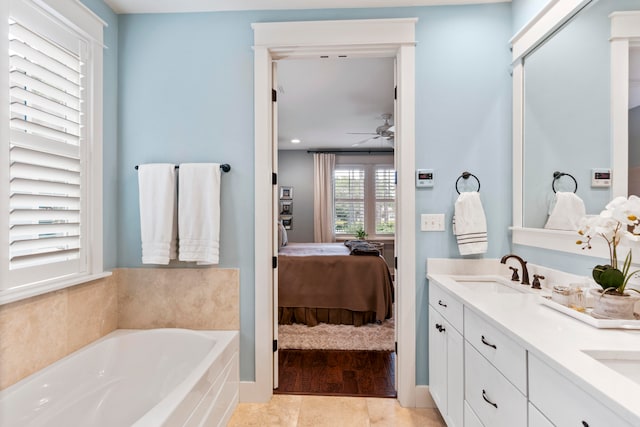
[523,0,638,229]
[511,0,640,256]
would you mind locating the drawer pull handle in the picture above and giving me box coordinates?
[482,389,498,409]
[481,335,497,349]
[582,422,589,427]
[438,300,447,307]
[435,323,441,330]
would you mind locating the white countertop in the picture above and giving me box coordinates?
[427,259,640,425]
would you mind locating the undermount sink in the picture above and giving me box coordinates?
[452,276,531,294]
[582,350,640,386]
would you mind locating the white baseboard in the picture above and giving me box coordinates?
[415,385,436,408]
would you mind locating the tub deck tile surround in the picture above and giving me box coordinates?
[0,275,117,390]
[0,267,239,391]
[117,268,240,330]
[228,395,446,426]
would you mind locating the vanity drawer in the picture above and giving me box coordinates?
[464,307,527,393]
[464,342,527,427]
[529,354,633,427]
[464,401,484,427]
[429,281,463,333]
[528,403,553,427]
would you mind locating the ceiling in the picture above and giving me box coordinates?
[277,57,395,151]
[104,0,507,14]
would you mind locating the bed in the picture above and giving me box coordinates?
[277,242,394,327]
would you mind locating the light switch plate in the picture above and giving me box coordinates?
[421,214,445,231]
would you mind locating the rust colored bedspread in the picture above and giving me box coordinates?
[278,243,394,326]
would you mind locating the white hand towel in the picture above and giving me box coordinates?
[452,191,488,255]
[138,164,177,264]
[178,163,221,265]
[544,191,586,231]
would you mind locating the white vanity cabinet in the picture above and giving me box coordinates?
[429,282,464,427]
[529,354,634,427]
[463,307,527,427]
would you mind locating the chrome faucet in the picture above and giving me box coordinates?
[500,254,530,286]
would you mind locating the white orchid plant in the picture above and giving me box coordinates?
[576,195,640,295]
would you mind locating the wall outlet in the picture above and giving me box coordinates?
[421,214,445,231]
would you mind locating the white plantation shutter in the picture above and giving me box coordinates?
[333,163,395,237]
[334,167,365,234]
[7,14,86,284]
[375,167,395,234]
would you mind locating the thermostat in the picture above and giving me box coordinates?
[591,168,611,188]
[416,169,434,187]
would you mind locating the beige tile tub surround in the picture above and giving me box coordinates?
[228,395,447,427]
[117,268,239,330]
[0,275,117,390]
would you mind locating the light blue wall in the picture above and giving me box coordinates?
[115,3,512,385]
[278,151,314,243]
[78,0,118,269]
[512,0,549,34]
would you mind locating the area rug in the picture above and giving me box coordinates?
[278,319,394,351]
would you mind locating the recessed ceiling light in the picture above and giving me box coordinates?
[291,138,301,144]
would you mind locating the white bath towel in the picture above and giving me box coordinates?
[544,191,586,231]
[452,191,488,255]
[178,163,221,265]
[137,164,177,264]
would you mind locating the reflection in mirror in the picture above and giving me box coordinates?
[631,47,640,196]
[522,0,639,230]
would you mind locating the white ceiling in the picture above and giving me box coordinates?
[277,57,395,151]
[104,0,508,14]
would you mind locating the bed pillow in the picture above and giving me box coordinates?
[278,221,288,248]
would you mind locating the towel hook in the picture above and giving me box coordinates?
[552,171,577,193]
[455,171,481,194]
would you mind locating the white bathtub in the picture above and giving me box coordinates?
[0,329,239,427]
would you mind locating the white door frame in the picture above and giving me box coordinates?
[248,18,418,406]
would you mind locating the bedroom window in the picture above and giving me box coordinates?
[334,164,395,237]
[1,0,105,304]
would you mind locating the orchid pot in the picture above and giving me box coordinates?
[577,196,640,318]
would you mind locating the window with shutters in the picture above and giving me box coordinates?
[334,163,395,237]
[1,0,105,303]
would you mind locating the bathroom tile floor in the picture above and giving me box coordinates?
[227,394,446,426]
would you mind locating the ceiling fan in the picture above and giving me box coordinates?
[348,113,395,147]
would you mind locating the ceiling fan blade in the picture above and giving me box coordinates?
[346,132,378,135]
[351,135,380,146]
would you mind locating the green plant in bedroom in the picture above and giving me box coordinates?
[576,195,640,296]
[354,227,368,240]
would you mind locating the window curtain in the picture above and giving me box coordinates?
[313,153,336,243]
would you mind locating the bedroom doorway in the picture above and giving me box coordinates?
[253,18,417,406]
[274,53,396,392]
[274,54,397,396]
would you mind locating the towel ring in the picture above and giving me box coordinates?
[552,171,577,193]
[455,171,481,194]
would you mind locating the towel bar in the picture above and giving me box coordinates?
[134,164,231,172]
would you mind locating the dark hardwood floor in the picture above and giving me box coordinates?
[275,349,396,398]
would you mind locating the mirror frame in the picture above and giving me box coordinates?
[510,0,640,259]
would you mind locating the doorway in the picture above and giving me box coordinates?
[275,56,396,394]
[252,18,417,406]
